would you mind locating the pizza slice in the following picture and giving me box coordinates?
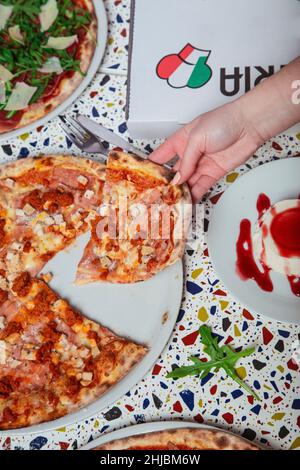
[76,151,192,284]
[0,272,146,430]
[0,155,106,278]
[94,428,260,451]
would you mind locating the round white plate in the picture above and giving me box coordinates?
[207,158,300,324]
[1,233,183,435]
[0,0,108,141]
[80,420,254,450]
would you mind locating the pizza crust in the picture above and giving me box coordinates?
[0,154,106,181]
[94,428,260,451]
[108,151,175,184]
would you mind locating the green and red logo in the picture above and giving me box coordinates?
[156,43,212,89]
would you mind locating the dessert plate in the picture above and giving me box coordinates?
[207,158,300,324]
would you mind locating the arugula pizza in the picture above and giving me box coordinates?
[0,0,97,133]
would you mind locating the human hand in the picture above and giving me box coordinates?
[150,101,265,202]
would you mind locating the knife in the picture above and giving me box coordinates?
[76,115,147,159]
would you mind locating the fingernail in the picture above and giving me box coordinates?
[171,172,181,186]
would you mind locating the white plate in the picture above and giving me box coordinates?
[0,0,108,141]
[207,158,300,324]
[1,234,183,435]
[80,420,253,450]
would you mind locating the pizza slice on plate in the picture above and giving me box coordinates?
[76,151,192,284]
[0,273,146,430]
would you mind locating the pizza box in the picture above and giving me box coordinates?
[126,0,300,139]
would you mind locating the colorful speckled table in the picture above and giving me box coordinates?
[0,0,300,452]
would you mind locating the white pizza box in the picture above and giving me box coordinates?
[126,0,300,139]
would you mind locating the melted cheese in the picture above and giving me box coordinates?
[5,82,37,111]
[39,0,59,32]
[43,35,78,50]
[0,340,7,364]
[0,4,13,30]
[0,316,6,330]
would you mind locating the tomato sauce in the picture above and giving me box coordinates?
[0,110,24,132]
[107,169,163,191]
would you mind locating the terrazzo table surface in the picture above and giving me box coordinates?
[0,0,299,451]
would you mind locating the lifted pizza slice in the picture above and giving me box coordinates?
[76,151,191,284]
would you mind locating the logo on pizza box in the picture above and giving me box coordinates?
[156,43,213,89]
[156,43,284,96]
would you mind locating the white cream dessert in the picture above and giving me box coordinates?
[253,199,300,277]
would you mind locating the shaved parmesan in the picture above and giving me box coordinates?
[0,65,14,82]
[8,25,24,44]
[5,82,37,111]
[39,0,58,32]
[43,35,78,50]
[0,4,13,30]
[0,82,5,104]
[38,56,63,75]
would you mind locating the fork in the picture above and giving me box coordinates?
[59,115,109,156]
[59,115,174,169]
[59,115,147,159]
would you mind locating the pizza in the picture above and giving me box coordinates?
[0,154,145,430]
[0,152,190,429]
[76,151,192,284]
[0,0,97,134]
[0,275,146,429]
[94,428,260,451]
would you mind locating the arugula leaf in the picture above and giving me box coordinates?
[167,325,261,401]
